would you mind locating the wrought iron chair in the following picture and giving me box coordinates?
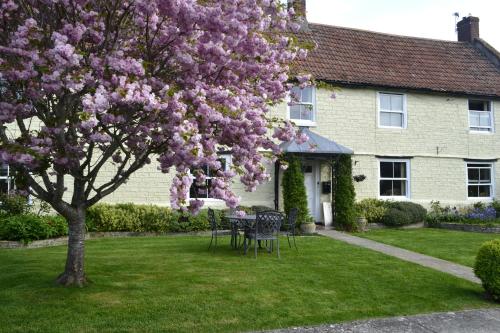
[285,207,298,250]
[207,208,218,250]
[244,211,283,258]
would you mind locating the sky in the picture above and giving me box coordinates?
[297,0,500,50]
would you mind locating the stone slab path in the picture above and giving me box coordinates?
[317,229,480,284]
[258,308,500,333]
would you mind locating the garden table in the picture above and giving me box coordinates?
[226,214,256,249]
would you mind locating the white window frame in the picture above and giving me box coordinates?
[466,162,495,200]
[188,154,231,202]
[468,99,494,134]
[287,86,317,127]
[378,159,411,199]
[0,164,13,195]
[377,92,407,129]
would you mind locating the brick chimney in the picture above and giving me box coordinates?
[288,0,308,30]
[457,16,479,43]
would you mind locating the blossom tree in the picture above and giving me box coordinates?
[0,0,308,286]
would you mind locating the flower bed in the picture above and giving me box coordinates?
[426,201,500,233]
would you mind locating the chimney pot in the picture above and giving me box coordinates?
[457,16,479,43]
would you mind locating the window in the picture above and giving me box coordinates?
[289,86,315,125]
[0,164,13,195]
[189,155,230,200]
[467,163,493,198]
[379,160,409,197]
[378,93,406,128]
[469,100,493,132]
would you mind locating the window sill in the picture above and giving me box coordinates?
[378,126,407,130]
[379,196,410,200]
[469,130,494,135]
[467,197,494,201]
[290,120,316,127]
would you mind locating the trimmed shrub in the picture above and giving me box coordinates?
[86,203,217,233]
[0,214,67,243]
[334,155,356,231]
[491,200,500,217]
[474,239,500,301]
[355,198,388,224]
[380,201,426,227]
[282,155,309,225]
[381,208,413,226]
[388,201,427,223]
[0,193,31,216]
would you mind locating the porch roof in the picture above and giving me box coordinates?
[280,128,353,155]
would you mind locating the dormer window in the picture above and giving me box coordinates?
[288,86,316,126]
[469,100,493,132]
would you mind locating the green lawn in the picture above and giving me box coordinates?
[355,228,499,267]
[0,236,494,333]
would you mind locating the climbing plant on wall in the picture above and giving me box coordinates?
[334,155,357,231]
[282,155,309,225]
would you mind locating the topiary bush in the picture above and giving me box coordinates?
[0,214,67,243]
[334,155,357,231]
[282,155,309,225]
[474,239,500,301]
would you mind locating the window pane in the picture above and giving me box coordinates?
[291,87,301,101]
[0,164,7,177]
[469,112,480,127]
[380,180,393,196]
[302,165,313,173]
[300,105,313,121]
[390,112,403,127]
[479,168,491,183]
[380,162,393,178]
[468,185,479,197]
[290,105,301,119]
[392,180,406,196]
[380,94,391,110]
[478,185,491,197]
[301,87,313,103]
[380,112,392,126]
[393,162,406,178]
[468,168,479,183]
[390,94,404,111]
[479,112,491,127]
[469,100,490,111]
[0,179,8,194]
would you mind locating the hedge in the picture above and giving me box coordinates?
[0,214,67,243]
[86,203,221,233]
[282,155,309,225]
[334,155,356,231]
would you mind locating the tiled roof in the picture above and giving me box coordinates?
[295,23,500,97]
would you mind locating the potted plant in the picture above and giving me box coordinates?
[300,215,316,234]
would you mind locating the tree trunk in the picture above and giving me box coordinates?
[56,209,88,287]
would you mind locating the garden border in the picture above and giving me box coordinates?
[0,230,233,249]
[430,223,500,233]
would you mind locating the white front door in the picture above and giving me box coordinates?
[302,162,320,222]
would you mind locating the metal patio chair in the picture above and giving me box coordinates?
[244,210,283,258]
[285,208,298,250]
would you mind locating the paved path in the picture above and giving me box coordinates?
[259,308,500,333]
[317,229,480,284]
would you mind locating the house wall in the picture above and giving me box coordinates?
[269,87,500,208]
[4,86,500,211]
